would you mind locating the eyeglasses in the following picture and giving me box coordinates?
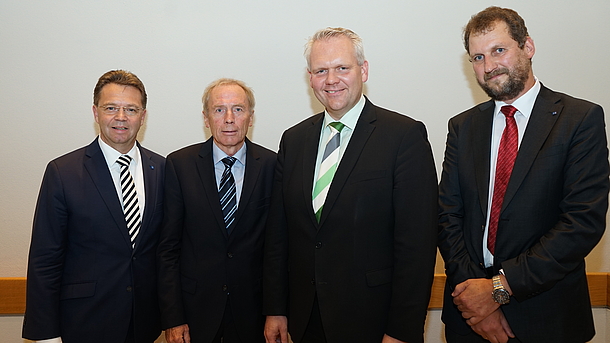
[99,105,144,116]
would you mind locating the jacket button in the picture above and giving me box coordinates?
[222,285,228,292]
[315,242,322,249]
[227,253,234,258]
[126,286,132,292]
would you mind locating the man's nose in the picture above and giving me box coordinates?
[325,70,339,84]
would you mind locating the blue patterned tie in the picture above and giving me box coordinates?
[219,157,237,234]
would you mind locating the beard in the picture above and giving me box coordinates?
[478,57,531,101]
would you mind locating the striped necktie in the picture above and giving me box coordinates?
[219,157,237,234]
[312,121,345,222]
[117,155,141,249]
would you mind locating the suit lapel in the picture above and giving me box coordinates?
[472,101,494,217]
[502,86,562,210]
[318,99,375,225]
[83,140,132,248]
[138,144,161,250]
[470,101,494,263]
[196,139,229,238]
[303,114,325,226]
[232,139,259,236]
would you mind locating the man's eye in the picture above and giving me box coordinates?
[473,55,483,61]
[496,48,505,53]
[125,108,137,114]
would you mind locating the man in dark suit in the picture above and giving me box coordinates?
[157,78,276,343]
[438,7,609,343]
[23,70,164,343]
[263,28,438,343]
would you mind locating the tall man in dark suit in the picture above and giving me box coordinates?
[23,70,165,343]
[263,28,438,343]
[157,78,276,343]
[438,7,609,343]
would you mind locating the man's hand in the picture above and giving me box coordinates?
[470,309,515,343]
[452,278,499,325]
[381,333,407,343]
[264,315,288,343]
[165,324,191,343]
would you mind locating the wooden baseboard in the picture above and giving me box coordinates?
[428,272,609,308]
[1,273,608,314]
[0,278,26,314]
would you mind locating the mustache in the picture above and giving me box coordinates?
[484,68,509,81]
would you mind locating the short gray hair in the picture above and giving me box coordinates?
[201,78,255,113]
[304,27,365,70]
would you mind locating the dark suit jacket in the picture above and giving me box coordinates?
[438,85,609,343]
[157,138,276,343]
[23,139,165,343]
[263,98,438,343]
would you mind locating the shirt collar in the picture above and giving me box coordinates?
[212,140,247,166]
[494,77,541,119]
[98,137,140,168]
[323,94,365,130]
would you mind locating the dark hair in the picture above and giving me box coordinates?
[464,6,529,53]
[93,70,147,108]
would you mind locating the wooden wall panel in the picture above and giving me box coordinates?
[2,273,608,314]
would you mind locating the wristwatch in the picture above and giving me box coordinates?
[492,274,510,305]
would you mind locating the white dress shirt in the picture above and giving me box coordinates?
[312,95,365,191]
[483,79,541,267]
[213,141,247,206]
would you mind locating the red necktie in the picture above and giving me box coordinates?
[487,105,518,255]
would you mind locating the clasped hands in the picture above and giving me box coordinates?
[452,278,515,343]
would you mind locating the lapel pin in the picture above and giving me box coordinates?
[150,165,155,170]
[551,111,557,115]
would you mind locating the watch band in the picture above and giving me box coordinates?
[492,274,510,305]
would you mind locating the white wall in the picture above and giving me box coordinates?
[1,0,609,341]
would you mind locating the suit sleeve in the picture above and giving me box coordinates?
[386,122,439,342]
[23,161,68,340]
[262,133,289,316]
[157,155,188,329]
[502,104,609,301]
[438,118,488,288]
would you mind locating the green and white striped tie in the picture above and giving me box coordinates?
[312,122,345,222]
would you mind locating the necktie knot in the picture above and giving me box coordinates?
[328,121,345,133]
[222,156,237,168]
[117,155,132,168]
[500,105,518,118]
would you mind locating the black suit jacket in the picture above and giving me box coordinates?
[23,139,165,343]
[157,138,276,343]
[263,98,438,343]
[438,85,609,343]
